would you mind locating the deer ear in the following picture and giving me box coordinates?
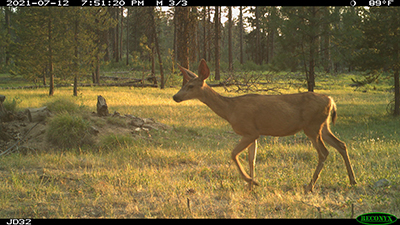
[198,59,210,81]
[178,64,196,82]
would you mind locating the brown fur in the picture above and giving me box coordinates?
[173,59,357,193]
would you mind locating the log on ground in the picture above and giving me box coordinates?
[26,106,51,122]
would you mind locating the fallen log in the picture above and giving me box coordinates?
[26,106,51,122]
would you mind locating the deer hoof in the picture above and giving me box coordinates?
[247,180,260,191]
[303,184,313,194]
[252,180,260,186]
[247,179,260,186]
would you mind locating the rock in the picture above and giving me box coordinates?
[129,117,144,127]
[374,178,391,188]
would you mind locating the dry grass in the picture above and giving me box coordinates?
[0,75,399,218]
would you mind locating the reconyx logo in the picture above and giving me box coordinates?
[356,212,397,225]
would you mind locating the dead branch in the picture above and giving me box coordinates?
[215,72,284,94]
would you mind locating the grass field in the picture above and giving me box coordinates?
[0,73,399,218]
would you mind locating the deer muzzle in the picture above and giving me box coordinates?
[173,94,182,103]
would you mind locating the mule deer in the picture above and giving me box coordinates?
[173,59,357,193]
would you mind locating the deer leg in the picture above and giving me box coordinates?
[248,140,258,190]
[304,130,329,194]
[231,136,259,186]
[322,125,357,185]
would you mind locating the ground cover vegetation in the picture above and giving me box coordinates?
[1,7,399,114]
[0,6,399,218]
[0,71,399,218]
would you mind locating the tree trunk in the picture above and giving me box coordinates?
[308,39,315,92]
[43,67,46,85]
[150,8,165,89]
[115,8,120,63]
[73,76,78,96]
[394,68,400,116]
[120,9,123,61]
[93,27,102,84]
[269,29,274,63]
[151,46,155,77]
[202,6,207,60]
[228,6,233,72]
[214,6,220,81]
[307,7,317,92]
[207,6,211,62]
[126,8,129,66]
[173,10,177,62]
[73,18,79,97]
[175,7,190,86]
[48,9,54,96]
[393,23,400,116]
[239,6,244,64]
[5,7,11,66]
[255,7,261,65]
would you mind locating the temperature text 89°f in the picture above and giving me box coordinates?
[369,0,394,6]
[169,0,187,6]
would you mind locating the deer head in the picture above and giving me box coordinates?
[173,59,210,103]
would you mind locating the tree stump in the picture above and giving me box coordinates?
[97,95,109,116]
[26,106,51,122]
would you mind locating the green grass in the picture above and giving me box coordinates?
[46,112,94,149]
[0,73,399,218]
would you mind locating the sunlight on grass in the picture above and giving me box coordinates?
[0,75,399,218]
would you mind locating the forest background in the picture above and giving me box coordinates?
[0,6,399,115]
[1,6,400,218]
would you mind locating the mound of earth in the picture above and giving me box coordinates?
[0,109,170,155]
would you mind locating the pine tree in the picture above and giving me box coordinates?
[13,8,60,95]
[175,7,190,86]
[13,8,115,94]
[278,7,336,92]
[356,7,400,116]
[214,6,220,81]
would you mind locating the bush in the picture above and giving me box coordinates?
[3,97,22,112]
[46,98,80,114]
[46,112,93,149]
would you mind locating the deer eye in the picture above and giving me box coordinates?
[188,85,194,89]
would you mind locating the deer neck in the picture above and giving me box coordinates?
[199,84,231,122]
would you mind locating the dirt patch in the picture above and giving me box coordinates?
[0,110,170,155]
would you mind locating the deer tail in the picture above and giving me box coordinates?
[329,97,337,125]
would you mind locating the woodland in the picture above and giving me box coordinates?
[1,7,400,218]
[0,6,399,115]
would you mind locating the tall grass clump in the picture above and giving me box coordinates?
[46,112,93,149]
[3,97,22,112]
[45,97,81,114]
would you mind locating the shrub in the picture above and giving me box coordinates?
[46,112,93,149]
[46,98,80,114]
[3,97,22,112]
